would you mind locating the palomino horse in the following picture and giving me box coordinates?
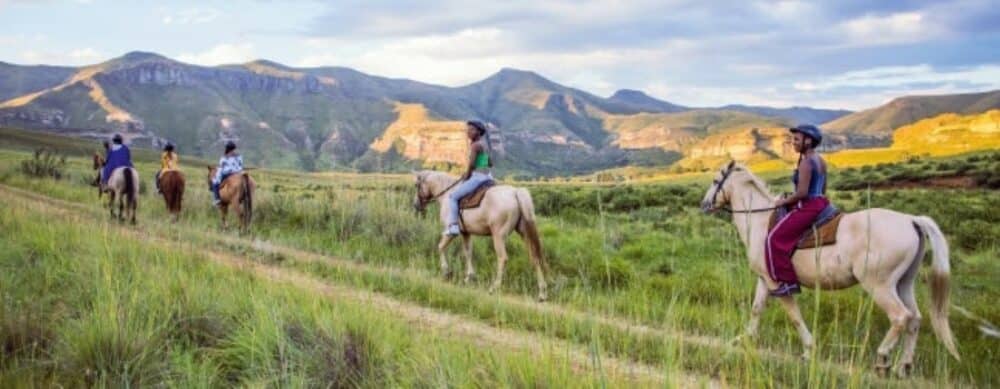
[206,167,254,233]
[700,162,959,377]
[413,170,549,301]
[158,170,185,222]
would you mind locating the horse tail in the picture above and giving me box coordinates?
[913,216,960,360]
[124,167,136,208]
[514,188,548,274]
[241,173,253,228]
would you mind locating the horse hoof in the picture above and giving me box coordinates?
[536,293,548,302]
[488,286,498,295]
[896,363,913,379]
[441,270,453,280]
[874,365,891,378]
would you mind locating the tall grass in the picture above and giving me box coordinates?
[1,147,997,386]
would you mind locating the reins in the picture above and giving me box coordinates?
[709,163,779,214]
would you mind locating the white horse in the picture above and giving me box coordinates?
[413,170,549,301]
[700,161,959,377]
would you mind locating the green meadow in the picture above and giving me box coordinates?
[1,127,997,387]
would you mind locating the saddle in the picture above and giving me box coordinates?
[459,181,495,210]
[768,203,843,249]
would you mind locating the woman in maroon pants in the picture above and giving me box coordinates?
[767,124,829,296]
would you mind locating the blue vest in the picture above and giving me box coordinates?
[792,155,826,198]
[102,145,133,183]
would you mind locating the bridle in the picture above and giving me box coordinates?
[414,175,461,210]
[706,164,779,214]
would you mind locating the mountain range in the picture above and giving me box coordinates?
[1,51,997,176]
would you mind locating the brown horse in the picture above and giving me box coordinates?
[206,167,255,233]
[158,170,185,222]
[413,170,549,301]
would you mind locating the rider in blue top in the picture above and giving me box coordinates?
[101,134,133,185]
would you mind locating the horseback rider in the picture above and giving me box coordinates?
[101,134,133,186]
[211,141,243,206]
[766,124,829,296]
[444,120,495,236]
[156,142,179,194]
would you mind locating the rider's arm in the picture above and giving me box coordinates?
[463,143,481,180]
[779,159,812,207]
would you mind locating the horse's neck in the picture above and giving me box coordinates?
[429,174,458,200]
[728,180,775,258]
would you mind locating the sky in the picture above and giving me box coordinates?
[1,0,998,110]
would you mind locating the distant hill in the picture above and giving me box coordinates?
[607,89,687,113]
[719,104,851,126]
[822,90,1000,147]
[1,51,993,176]
[0,61,75,101]
[892,109,1000,153]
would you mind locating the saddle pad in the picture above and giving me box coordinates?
[459,181,495,210]
[768,210,844,249]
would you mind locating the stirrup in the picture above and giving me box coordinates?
[444,224,461,236]
[769,282,801,297]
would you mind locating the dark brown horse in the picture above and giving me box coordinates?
[158,170,185,222]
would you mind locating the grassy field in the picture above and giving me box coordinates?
[1,128,998,387]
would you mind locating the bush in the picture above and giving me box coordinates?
[20,149,67,179]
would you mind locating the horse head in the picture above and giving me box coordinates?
[206,165,217,187]
[92,153,105,170]
[412,170,433,215]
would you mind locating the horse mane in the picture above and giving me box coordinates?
[732,164,775,202]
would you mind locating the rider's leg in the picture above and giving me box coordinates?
[445,173,489,234]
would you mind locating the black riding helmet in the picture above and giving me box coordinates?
[112,133,124,144]
[789,124,823,148]
[163,142,175,152]
[224,141,237,153]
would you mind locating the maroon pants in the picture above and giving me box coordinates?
[766,197,829,284]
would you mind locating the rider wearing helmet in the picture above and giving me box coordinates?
[766,124,829,296]
[211,141,243,206]
[156,142,179,193]
[101,134,133,186]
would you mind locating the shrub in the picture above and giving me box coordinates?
[19,149,67,179]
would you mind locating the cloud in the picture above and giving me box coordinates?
[176,43,255,66]
[794,64,1000,91]
[19,47,103,65]
[836,11,945,47]
[161,7,221,25]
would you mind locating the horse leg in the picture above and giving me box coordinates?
[776,295,814,359]
[747,277,770,338]
[516,225,547,301]
[895,253,922,378]
[437,234,456,279]
[117,192,125,222]
[488,233,509,295]
[220,205,229,230]
[461,234,475,284]
[872,287,914,377]
[108,191,116,218]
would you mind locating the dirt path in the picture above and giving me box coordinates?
[0,185,713,388]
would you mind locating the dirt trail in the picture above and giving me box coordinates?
[0,185,713,388]
[0,184,934,387]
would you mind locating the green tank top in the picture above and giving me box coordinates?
[474,151,490,169]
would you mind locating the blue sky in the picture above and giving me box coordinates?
[1,0,998,110]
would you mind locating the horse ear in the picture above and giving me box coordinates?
[726,160,735,170]
[206,165,212,171]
